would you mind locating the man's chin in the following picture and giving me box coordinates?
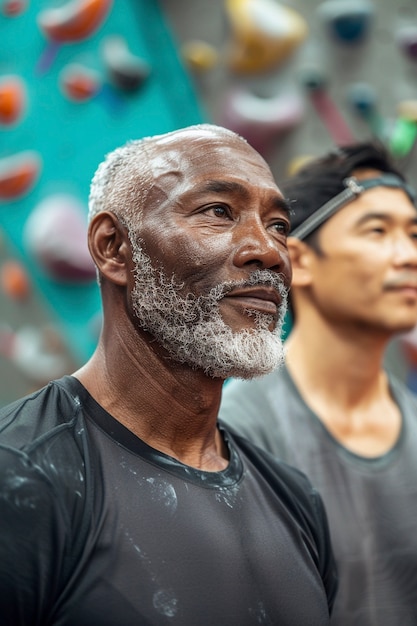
[220,361,284,381]
[202,349,286,381]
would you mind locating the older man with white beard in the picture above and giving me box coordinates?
[0,124,337,626]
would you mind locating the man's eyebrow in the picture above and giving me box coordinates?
[273,196,292,217]
[355,211,417,226]
[201,180,291,216]
[202,180,251,196]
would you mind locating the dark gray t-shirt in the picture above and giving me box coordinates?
[0,375,336,626]
[220,366,417,626]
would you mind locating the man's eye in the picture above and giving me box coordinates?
[369,226,386,235]
[272,221,290,236]
[208,205,230,218]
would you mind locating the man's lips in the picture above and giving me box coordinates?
[384,282,417,299]
[222,287,282,315]
[385,273,417,291]
[385,280,417,290]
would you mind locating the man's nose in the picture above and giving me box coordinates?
[231,216,291,278]
[392,232,417,267]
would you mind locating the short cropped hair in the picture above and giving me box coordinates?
[282,142,406,243]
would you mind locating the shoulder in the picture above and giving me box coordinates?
[0,375,85,447]
[388,374,417,412]
[0,376,92,576]
[0,376,90,517]
[0,420,91,624]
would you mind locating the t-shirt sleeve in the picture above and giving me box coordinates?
[0,447,70,626]
[309,486,339,615]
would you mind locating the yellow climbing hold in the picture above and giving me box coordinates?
[225,0,308,74]
[181,40,219,72]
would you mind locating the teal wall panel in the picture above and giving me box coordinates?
[0,0,205,366]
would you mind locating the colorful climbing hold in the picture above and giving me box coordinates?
[300,66,355,145]
[181,40,219,72]
[101,36,151,92]
[347,82,385,137]
[24,194,97,282]
[0,259,31,302]
[36,0,114,73]
[1,0,28,17]
[59,63,101,102]
[0,151,42,201]
[225,0,308,74]
[7,325,74,384]
[0,75,27,126]
[396,25,417,62]
[318,0,374,44]
[286,154,314,177]
[38,0,113,43]
[388,101,417,158]
[221,88,304,155]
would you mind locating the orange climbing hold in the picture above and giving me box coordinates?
[37,0,113,43]
[0,76,26,126]
[0,151,42,201]
[60,63,101,101]
[1,0,28,17]
[0,259,31,301]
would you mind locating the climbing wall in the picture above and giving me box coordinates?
[2,0,417,403]
[0,0,204,404]
[163,0,417,184]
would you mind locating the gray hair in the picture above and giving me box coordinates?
[88,124,245,234]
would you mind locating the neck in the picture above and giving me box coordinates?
[73,323,228,471]
[284,312,404,457]
[285,313,390,407]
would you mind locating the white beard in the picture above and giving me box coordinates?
[130,240,288,379]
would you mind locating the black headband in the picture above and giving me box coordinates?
[290,174,416,241]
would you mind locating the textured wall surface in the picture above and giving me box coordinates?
[0,0,203,404]
[162,0,417,187]
[1,0,416,404]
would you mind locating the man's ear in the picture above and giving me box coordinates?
[88,211,131,286]
[287,236,314,287]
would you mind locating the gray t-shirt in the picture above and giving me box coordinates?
[220,366,417,626]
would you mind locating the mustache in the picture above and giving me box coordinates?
[216,269,289,300]
[384,272,417,289]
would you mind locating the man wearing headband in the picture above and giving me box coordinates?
[220,142,417,625]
